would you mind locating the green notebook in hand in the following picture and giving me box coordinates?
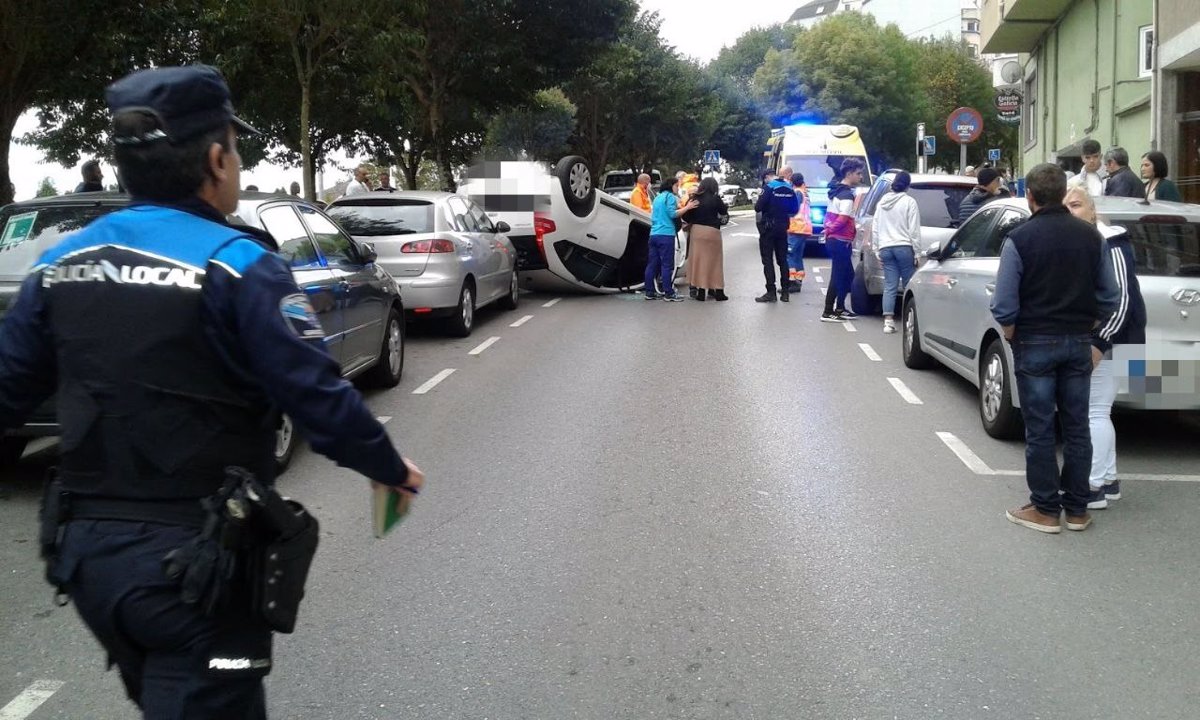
[373,484,413,538]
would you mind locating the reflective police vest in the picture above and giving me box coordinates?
[34,205,277,500]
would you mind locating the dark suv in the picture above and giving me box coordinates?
[0,192,406,470]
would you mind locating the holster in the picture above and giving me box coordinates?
[38,469,71,597]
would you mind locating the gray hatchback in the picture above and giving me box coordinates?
[901,196,1200,439]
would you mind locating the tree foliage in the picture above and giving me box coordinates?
[708,25,797,88]
[34,177,57,197]
[484,89,577,162]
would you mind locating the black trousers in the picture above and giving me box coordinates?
[58,519,271,719]
[758,228,789,292]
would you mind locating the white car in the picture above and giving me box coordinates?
[464,156,686,293]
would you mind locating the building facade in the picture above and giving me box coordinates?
[1157,0,1200,203]
[981,0,1154,176]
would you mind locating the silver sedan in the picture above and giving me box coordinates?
[326,191,520,336]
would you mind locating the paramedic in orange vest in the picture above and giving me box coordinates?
[786,172,813,293]
[629,173,652,212]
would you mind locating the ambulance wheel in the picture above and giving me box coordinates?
[555,156,595,218]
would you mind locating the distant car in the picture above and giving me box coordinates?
[850,171,976,315]
[601,169,661,193]
[465,156,686,293]
[607,186,635,202]
[0,192,406,470]
[901,196,1200,440]
[746,187,762,204]
[325,192,519,337]
[719,184,748,206]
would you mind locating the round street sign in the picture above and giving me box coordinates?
[946,107,984,145]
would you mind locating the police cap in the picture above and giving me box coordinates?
[106,65,259,145]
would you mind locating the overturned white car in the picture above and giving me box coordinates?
[460,156,686,293]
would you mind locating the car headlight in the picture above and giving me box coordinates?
[810,206,825,225]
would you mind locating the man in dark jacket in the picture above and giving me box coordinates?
[74,160,105,193]
[1102,147,1144,198]
[991,163,1119,534]
[956,167,1003,223]
[754,167,799,303]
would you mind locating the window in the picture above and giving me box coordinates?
[979,209,1027,258]
[446,197,478,232]
[1112,219,1200,277]
[260,205,319,267]
[298,205,358,266]
[909,185,975,229]
[949,207,1000,258]
[1139,26,1154,78]
[965,19,979,33]
[968,44,979,58]
[325,200,434,236]
[1023,68,1038,146]
[467,200,495,233]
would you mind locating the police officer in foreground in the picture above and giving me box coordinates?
[753,166,800,303]
[0,65,423,718]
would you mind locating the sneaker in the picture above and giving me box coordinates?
[780,290,790,303]
[837,309,858,320]
[820,312,846,323]
[1006,503,1062,534]
[883,318,896,334]
[1065,512,1092,531]
[1103,481,1121,500]
[644,293,659,300]
[1086,487,1109,510]
[661,294,684,302]
[755,292,777,303]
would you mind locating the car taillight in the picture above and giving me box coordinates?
[534,213,555,261]
[400,239,456,253]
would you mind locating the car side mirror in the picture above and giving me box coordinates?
[925,241,941,260]
[358,241,377,263]
[495,221,511,234]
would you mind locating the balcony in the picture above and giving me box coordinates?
[980,0,1072,53]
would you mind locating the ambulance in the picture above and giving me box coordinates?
[764,124,872,250]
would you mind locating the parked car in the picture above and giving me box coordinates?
[0,191,405,470]
[719,184,748,206]
[465,156,687,294]
[901,196,1200,439]
[607,186,635,202]
[850,170,976,315]
[601,169,662,192]
[325,192,519,337]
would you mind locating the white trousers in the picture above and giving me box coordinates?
[1088,358,1118,488]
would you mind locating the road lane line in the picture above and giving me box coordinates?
[0,680,65,720]
[510,314,533,327]
[542,298,562,308]
[936,431,996,475]
[468,336,501,356]
[1115,473,1200,482]
[814,275,825,283]
[842,321,857,332]
[376,416,392,424]
[887,377,923,404]
[412,369,455,395]
[857,343,881,361]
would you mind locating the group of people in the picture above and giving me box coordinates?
[640,171,730,302]
[1064,139,1182,201]
[344,165,398,195]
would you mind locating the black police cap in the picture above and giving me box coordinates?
[106,65,259,145]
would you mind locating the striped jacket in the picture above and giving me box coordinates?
[1092,225,1146,354]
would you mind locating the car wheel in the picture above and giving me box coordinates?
[902,298,936,369]
[850,260,882,316]
[555,155,595,218]
[0,437,29,467]
[362,308,405,388]
[980,338,1023,439]
[497,270,520,311]
[274,414,296,474]
[446,280,475,337]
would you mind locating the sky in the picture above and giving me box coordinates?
[6,0,792,201]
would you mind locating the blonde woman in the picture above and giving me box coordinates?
[1063,187,1146,508]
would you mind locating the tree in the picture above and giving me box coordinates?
[709,25,797,87]
[484,89,577,162]
[34,177,57,197]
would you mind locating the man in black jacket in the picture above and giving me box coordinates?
[990,163,1119,534]
[1102,147,1144,198]
[956,167,1003,223]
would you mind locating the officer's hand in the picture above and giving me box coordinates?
[397,457,424,494]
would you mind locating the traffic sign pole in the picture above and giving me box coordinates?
[946,107,984,177]
[916,123,926,174]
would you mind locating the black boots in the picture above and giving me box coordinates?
[693,287,706,302]
[755,289,777,303]
[780,289,790,302]
[709,289,728,302]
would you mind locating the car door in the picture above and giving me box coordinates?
[447,196,487,293]
[297,204,384,372]
[920,206,1002,370]
[467,198,507,302]
[259,204,344,366]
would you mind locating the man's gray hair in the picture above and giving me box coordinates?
[1025,162,1067,207]
[1104,147,1129,167]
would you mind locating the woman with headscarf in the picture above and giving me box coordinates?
[681,177,729,301]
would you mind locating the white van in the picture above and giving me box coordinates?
[765,124,873,246]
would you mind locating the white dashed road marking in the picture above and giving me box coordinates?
[542,298,562,308]
[887,377,923,404]
[857,343,882,361]
[0,680,65,720]
[412,369,455,395]
[842,321,857,332]
[815,275,825,283]
[468,336,501,356]
[936,432,1021,475]
[510,315,533,327]
[376,416,392,424]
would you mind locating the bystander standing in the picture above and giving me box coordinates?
[1103,147,1143,198]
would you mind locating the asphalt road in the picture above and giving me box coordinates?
[3,213,1199,719]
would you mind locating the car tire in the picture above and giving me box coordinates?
[902,298,936,369]
[980,338,1023,439]
[497,270,520,311]
[850,260,882,316]
[446,280,475,337]
[555,155,595,218]
[362,308,405,388]
[274,414,296,474]
[0,437,29,467]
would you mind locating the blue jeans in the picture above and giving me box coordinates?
[787,234,808,284]
[822,239,853,312]
[879,245,915,316]
[1012,334,1094,516]
[645,235,676,297]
